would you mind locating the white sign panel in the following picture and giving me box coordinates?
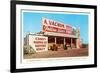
[28,35,48,52]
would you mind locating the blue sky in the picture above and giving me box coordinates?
[23,11,88,44]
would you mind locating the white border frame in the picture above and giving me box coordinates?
[15,4,95,69]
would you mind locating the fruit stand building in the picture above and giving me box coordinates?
[24,18,82,52]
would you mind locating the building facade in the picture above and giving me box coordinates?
[24,18,82,52]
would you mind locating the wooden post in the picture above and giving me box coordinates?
[55,37,56,44]
[64,37,66,45]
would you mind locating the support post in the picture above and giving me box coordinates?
[64,37,66,45]
[71,38,72,48]
[55,37,56,44]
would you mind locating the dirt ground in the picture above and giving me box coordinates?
[24,48,88,59]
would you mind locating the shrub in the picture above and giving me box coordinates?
[82,44,88,48]
[24,45,36,54]
[49,46,53,50]
[52,44,58,51]
[63,44,67,50]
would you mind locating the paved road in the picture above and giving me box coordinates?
[24,48,88,59]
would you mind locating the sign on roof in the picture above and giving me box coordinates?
[42,18,73,35]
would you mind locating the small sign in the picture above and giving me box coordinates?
[29,35,48,52]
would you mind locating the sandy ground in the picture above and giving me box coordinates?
[24,48,88,59]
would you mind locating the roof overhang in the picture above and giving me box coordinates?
[43,32,78,38]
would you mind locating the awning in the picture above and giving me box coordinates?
[43,32,78,38]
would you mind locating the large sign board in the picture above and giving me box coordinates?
[42,18,73,35]
[29,35,48,52]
